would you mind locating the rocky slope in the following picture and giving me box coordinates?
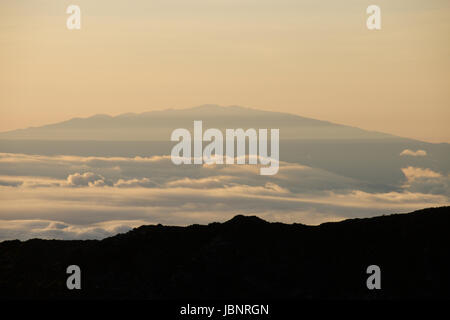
[0,206,449,299]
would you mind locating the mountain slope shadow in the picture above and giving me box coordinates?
[0,206,449,299]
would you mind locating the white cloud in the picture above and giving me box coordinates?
[400,149,427,157]
[114,177,158,188]
[402,166,441,180]
[67,172,109,187]
[401,166,450,195]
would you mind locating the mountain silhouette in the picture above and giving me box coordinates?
[0,104,393,141]
[1,206,449,299]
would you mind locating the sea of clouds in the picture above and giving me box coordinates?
[0,152,448,240]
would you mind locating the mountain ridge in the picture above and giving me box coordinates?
[1,206,449,299]
[0,104,395,141]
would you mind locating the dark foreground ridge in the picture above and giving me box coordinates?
[0,207,449,299]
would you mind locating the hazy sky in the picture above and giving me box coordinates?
[1,0,449,142]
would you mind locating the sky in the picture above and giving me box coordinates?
[1,0,449,143]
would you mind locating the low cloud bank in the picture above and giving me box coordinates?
[0,153,448,240]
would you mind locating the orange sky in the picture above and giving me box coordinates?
[1,0,449,142]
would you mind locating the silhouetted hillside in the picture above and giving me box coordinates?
[0,206,449,299]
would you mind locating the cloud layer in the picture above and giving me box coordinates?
[0,153,448,241]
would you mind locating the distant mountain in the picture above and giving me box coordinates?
[1,206,449,299]
[0,105,449,188]
[0,104,394,141]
